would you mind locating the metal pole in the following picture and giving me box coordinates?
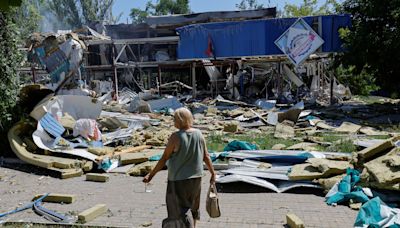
[158,66,162,96]
[112,44,119,101]
[31,65,36,84]
[192,62,196,99]
[330,71,334,105]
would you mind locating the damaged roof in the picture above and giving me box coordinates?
[146,7,277,28]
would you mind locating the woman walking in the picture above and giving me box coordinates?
[143,107,216,228]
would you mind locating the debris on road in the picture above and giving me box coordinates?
[77,204,108,223]
[32,193,76,204]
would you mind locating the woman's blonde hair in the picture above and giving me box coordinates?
[174,107,193,129]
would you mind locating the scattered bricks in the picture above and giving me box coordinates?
[224,121,239,133]
[86,173,109,182]
[32,193,76,204]
[78,204,107,223]
[286,213,305,228]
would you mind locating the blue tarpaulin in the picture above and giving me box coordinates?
[224,140,258,151]
[176,14,351,60]
[325,168,369,206]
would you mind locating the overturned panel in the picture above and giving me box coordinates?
[8,122,84,172]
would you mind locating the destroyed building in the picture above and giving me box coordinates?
[19,8,351,104]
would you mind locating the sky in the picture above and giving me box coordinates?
[112,0,326,24]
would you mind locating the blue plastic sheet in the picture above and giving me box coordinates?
[354,197,400,228]
[149,154,163,161]
[326,168,369,205]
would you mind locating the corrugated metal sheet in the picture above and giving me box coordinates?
[146,8,276,27]
[176,14,351,60]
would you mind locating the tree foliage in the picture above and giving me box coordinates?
[130,0,190,24]
[14,0,43,38]
[47,0,120,29]
[282,0,339,17]
[0,10,23,130]
[130,8,148,24]
[236,0,264,10]
[335,65,379,95]
[338,0,400,97]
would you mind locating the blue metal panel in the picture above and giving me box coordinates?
[176,14,351,60]
[40,113,65,138]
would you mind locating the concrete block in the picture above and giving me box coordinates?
[274,122,295,139]
[82,161,94,172]
[33,193,76,204]
[86,173,109,182]
[60,169,83,179]
[357,138,394,164]
[120,150,161,165]
[272,144,287,150]
[224,121,239,133]
[78,204,107,223]
[286,213,305,228]
[128,161,157,176]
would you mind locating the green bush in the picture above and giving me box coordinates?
[335,64,379,96]
[0,11,22,130]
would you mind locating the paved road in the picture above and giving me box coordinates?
[0,166,357,227]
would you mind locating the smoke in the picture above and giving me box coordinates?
[39,9,71,33]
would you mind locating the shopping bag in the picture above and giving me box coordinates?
[206,183,221,218]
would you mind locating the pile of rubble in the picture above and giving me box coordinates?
[7,84,400,199]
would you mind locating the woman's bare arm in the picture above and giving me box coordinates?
[202,136,216,183]
[143,133,178,183]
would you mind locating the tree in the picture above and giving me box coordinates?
[130,0,190,24]
[14,0,43,38]
[0,10,23,130]
[47,0,120,30]
[338,0,400,97]
[130,8,148,24]
[282,0,339,17]
[236,0,265,10]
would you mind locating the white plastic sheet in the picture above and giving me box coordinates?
[216,174,321,193]
[30,95,102,121]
